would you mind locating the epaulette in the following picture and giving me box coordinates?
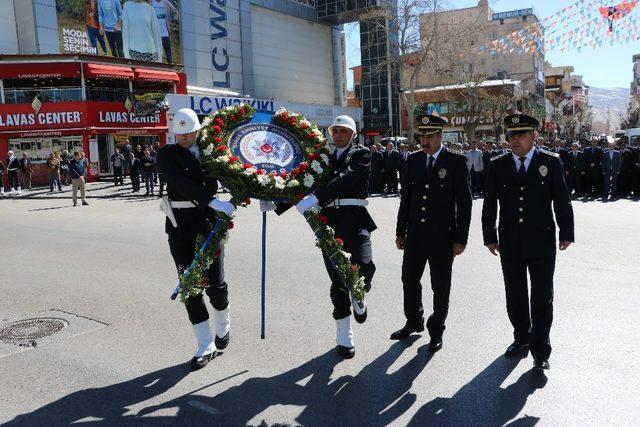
[408,150,423,159]
[538,148,560,158]
[490,151,510,162]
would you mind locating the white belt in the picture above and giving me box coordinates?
[171,200,196,209]
[8,168,17,171]
[326,198,368,208]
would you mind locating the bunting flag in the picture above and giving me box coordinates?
[477,0,639,56]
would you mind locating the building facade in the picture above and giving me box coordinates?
[632,54,640,99]
[544,65,590,138]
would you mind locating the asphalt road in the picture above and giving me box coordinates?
[0,183,639,426]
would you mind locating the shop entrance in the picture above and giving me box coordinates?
[97,134,114,175]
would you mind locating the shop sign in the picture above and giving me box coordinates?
[0,111,82,128]
[190,96,274,115]
[98,112,161,124]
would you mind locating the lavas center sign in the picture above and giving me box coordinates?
[0,111,82,128]
[55,0,182,64]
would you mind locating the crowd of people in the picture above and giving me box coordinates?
[367,134,640,201]
[111,141,164,197]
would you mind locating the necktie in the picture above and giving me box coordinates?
[427,156,435,179]
[519,157,526,178]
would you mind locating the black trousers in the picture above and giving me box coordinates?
[113,166,124,185]
[8,170,19,188]
[568,171,583,196]
[130,172,140,191]
[632,167,640,195]
[585,167,602,196]
[385,171,398,193]
[105,30,124,57]
[322,228,375,320]
[401,238,453,340]
[470,169,483,195]
[500,255,555,360]
[168,217,228,325]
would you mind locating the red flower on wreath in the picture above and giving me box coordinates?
[256,169,265,175]
[309,153,320,161]
[335,237,344,246]
[215,118,225,127]
[280,171,288,178]
[245,197,251,205]
[318,214,328,224]
[281,111,288,119]
[216,145,227,152]
[212,125,222,134]
[239,107,246,116]
[299,162,309,172]
[228,156,238,164]
[301,122,308,130]
[229,221,235,229]
[214,137,223,144]
[230,115,236,122]
[243,162,252,169]
[289,116,297,125]
[214,249,222,258]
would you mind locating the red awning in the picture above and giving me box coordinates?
[0,62,81,79]
[133,68,179,83]
[83,63,134,80]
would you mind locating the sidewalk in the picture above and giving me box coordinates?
[0,180,161,201]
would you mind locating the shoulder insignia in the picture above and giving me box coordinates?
[445,147,465,157]
[490,152,509,162]
[539,148,560,158]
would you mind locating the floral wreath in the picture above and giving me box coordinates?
[177,104,366,308]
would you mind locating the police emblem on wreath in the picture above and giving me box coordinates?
[539,165,548,177]
[438,168,447,179]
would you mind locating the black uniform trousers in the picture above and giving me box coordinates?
[500,254,555,360]
[401,237,453,340]
[568,172,583,196]
[385,170,398,194]
[584,166,602,196]
[321,209,375,320]
[167,212,228,325]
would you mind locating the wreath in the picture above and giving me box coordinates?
[177,104,366,309]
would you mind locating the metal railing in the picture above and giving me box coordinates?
[4,87,83,104]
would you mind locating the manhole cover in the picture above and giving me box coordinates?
[0,318,68,347]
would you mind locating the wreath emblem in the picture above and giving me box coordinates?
[176,104,366,307]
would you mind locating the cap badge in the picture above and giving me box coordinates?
[422,117,430,124]
[539,165,548,177]
[179,120,186,128]
[512,117,520,124]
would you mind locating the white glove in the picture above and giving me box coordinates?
[295,194,319,214]
[209,199,235,217]
[259,200,277,212]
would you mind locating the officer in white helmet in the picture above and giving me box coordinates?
[159,108,236,371]
[294,114,377,359]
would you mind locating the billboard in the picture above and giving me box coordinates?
[491,8,533,21]
[55,0,181,64]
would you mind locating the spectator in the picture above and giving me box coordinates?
[134,144,145,183]
[60,150,71,185]
[141,147,156,196]
[79,151,89,178]
[19,153,33,190]
[0,159,5,195]
[369,144,384,195]
[6,150,21,193]
[121,141,132,175]
[465,140,484,197]
[129,152,141,193]
[111,148,125,186]
[69,152,89,206]
[151,142,159,184]
[382,142,401,194]
[46,153,63,192]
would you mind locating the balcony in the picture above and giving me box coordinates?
[4,87,83,104]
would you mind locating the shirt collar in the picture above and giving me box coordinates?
[335,143,351,158]
[512,147,535,163]
[428,144,444,162]
[189,143,200,160]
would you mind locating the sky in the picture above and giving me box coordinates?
[344,0,640,90]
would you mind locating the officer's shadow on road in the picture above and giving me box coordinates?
[408,355,548,426]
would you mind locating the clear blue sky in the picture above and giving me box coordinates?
[345,0,640,90]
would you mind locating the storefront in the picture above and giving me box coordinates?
[0,56,187,187]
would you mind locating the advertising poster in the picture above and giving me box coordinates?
[55,0,181,64]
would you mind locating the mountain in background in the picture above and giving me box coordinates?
[589,87,630,133]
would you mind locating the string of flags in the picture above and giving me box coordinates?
[477,0,639,56]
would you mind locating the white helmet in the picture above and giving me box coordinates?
[172,108,201,135]
[328,115,357,138]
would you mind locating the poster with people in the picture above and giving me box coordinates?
[55,0,181,64]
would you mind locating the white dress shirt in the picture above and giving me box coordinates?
[426,144,444,168]
[512,147,535,172]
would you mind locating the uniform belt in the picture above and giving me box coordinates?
[8,168,17,171]
[171,200,196,209]
[325,198,368,208]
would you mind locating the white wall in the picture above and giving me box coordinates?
[250,5,335,105]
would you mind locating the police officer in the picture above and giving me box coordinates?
[159,108,236,371]
[391,114,472,352]
[482,114,574,371]
[294,115,376,359]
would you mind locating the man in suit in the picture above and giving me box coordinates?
[129,152,141,193]
[583,137,603,197]
[618,137,633,198]
[465,140,484,196]
[565,142,585,197]
[6,151,21,194]
[369,143,384,194]
[482,114,574,371]
[399,143,410,189]
[602,141,622,199]
[121,141,132,176]
[293,115,376,359]
[158,108,236,371]
[391,114,472,352]
[383,142,401,194]
[19,153,33,190]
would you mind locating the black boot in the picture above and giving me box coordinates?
[505,341,530,357]
[189,352,215,371]
[215,332,229,350]
[390,319,425,340]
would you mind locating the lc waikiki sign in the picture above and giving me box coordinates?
[210,0,230,88]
